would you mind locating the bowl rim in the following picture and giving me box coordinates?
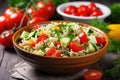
[57,1,111,20]
[12,20,110,59]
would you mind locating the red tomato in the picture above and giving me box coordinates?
[37,33,47,43]
[36,1,45,9]
[79,31,88,43]
[0,16,6,34]
[83,70,103,80]
[77,5,88,16]
[0,30,13,48]
[88,2,98,14]
[46,48,62,57]
[55,41,61,46]
[44,1,55,19]
[72,12,80,16]
[27,7,35,15]
[64,5,77,14]
[32,8,48,20]
[69,41,84,52]
[90,10,103,16]
[28,17,46,25]
[96,36,106,45]
[5,12,28,29]
[4,7,21,17]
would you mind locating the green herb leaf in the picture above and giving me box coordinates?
[91,18,120,54]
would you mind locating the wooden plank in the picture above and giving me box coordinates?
[0,48,22,80]
[0,46,5,66]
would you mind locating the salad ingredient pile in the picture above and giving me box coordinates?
[18,21,106,57]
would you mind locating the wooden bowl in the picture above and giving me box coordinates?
[12,21,109,74]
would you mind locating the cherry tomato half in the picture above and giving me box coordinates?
[83,70,103,80]
[69,41,84,52]
[0,30,13,48]
[46,48,62,57]
[79,31,88,43]
[64,5,77,15]
[37,33,47,43]
[96,36,106,45]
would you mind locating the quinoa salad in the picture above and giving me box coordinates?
[18,21,106,57]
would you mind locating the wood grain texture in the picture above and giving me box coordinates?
[0,48,22,80]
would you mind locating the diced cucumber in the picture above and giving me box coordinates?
[88,42,96,53]
[26,30,36,39]
[60,37,70,48]
[88,36,97,44]
[67,22,77,26]
[37,50,45,56]
[19,31,29,39]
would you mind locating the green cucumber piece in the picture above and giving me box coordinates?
[26,30,36,39]
[88,42,96,53]
[88,36,97,44]
[60,37,70,48]
[19,31,29,39]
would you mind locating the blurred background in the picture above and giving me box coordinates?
[0,0,120,15]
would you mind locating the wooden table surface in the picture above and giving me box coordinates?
[0,0,119,80]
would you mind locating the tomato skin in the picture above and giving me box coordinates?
[55,41,61,46]
[32,8,49,20]
[37,33,47,43]
[64,5,77,14]
[69,41,84,52]
[28,17,46,25]
[0,16,6,34]
[83,70,103,80]
[77,5,88,16]
[72,12,80,16]
[0,30,13,48]
[87,2,98,14]
[46,48,62,57]
[90,10,103,16]
[96,36,106,45]
[44,1,55,19]
[30,1,55,20]
[5,12,28,29]
[79,31,88,43]
[4,7,21,17]
[36,1,45,9]
[27,7,35,15]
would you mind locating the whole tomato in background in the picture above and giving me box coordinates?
[0,30,13,48]
[0,16,6,34]
[27,0,55,25]
[0,0,56,48]
[4,7,28,29]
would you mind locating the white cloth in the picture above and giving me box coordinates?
[10,61,88,80]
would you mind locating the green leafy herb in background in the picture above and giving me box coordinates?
[8,0,38,9]
[106,3,120,23]
[91,18,120,54]
[104,58,120,80]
